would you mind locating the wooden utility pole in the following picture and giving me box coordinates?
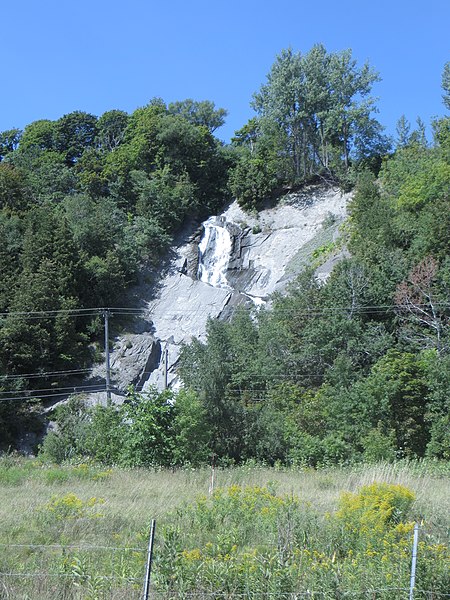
[104,309,111,405]
[163,344,169,390]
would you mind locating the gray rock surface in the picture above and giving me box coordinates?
[96,185,351,397]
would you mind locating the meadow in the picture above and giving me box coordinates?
[0,458,448,599]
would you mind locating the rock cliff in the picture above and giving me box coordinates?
[92,185,351,402]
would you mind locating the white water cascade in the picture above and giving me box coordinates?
[197,216,232,289]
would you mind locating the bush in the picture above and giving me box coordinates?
[155,482,449,598]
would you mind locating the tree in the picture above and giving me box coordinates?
[19,120,56,152]
[97,109,128,151]
[396,115,411,148]
[252,47,307,182]
[425,353,450,459]
[179,319,246,460]
[10,146,77,204]
[172,389,211,466]
[105,103,230,214]
[395,256,449,354]
[361,351,431,457]
[233,44,385,204]
[62,194,125,257]
[0,128,22,160]
[0,207,87,374]
[0,212,22,311]
[54,111,98,165]
[132,166,197,230]
[326,49,381,170]
[231,118,261,153]
[228,144,278,209]
[168,99,227,132]
[119,388,176,467]
[0,163,30,212]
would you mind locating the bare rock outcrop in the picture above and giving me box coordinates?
[98,185,351,398]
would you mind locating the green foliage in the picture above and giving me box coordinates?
[396,154,449,209]
[230,44,389,206]
[172,389,211,466]
[132,165,197,229]
[96,109,128,151]
[361,425,397,463]
[424,353,450,459]
[118,388,176,468]
[228,145,278,210]
[19,119,56,152]
[181,131,450,465]
[0,97,230,448]
[168,98,227,132]
[0,162,30,212]
[40,387,211,468]
[2,53,450,468]
[54,111,98,166]
[156,483,449,598]
[40,397,90,463]
[0,128,22,160]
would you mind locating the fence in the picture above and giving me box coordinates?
[1,523,448,600]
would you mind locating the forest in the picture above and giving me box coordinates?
[0,45,449,466]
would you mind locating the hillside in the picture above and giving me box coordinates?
[0,48,449,466]
[88,185,351,401]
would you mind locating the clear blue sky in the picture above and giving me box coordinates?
[2,0,449,143]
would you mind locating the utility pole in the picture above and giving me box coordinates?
[103,309,111,405]
[163,343,169,390]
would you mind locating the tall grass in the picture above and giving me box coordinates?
[0,457,448,599]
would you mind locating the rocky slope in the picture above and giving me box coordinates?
[91,185,351,402]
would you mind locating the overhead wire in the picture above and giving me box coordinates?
[0,383,108,396]
[0,389,109,403]
[0,299,447,403]
[0,368,93,380]
[0,302,448,320]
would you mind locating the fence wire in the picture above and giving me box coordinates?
[0,540,448,600]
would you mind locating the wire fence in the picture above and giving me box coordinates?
[0,535,449,600]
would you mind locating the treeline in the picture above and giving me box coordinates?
[179,113,450,465]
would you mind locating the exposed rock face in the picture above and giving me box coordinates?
[99,185,351,398]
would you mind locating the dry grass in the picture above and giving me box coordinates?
[1,460,449,537]
[0,459,448,599]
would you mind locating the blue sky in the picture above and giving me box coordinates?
[2,0,449,143]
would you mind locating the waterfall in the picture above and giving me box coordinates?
[198,216,232,289]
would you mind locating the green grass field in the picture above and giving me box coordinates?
[0,458,448,599]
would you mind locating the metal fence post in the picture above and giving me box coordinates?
[143,519,156,600]
[409,522,420,600]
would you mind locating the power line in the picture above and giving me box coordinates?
[0,383,107,396]
[0,307,105,318]
[0,302,448,320]
[0,388,108,403]
[0,368,92,380]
